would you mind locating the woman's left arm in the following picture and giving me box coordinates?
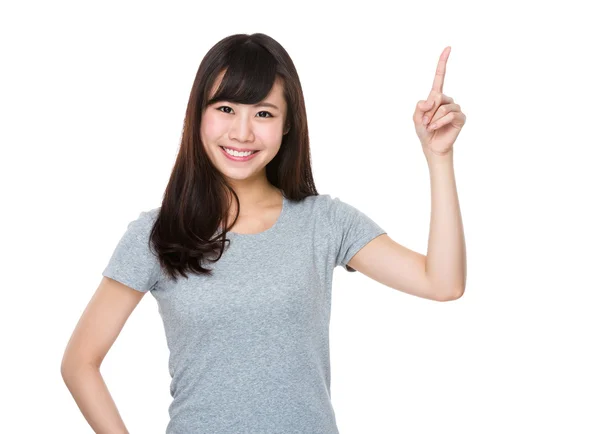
[346,46,467,301]
[424,152,467,299]
[417,46,468,298]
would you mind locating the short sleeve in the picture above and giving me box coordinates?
[328,196,387,272]
[102,209,161,292]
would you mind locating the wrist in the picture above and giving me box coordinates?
[425,149,454,166]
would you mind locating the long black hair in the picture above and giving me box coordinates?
[149,33,318,281]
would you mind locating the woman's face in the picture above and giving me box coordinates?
[201,72,289,183]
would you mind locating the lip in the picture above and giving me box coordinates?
[219,146,260,162]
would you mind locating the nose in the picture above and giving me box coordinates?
[228,114,255,143]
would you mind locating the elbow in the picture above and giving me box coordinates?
[436,286,465,302]
[61,356,98,381]
[60,358,77,380]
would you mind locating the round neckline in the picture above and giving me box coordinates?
[228,193,288,238]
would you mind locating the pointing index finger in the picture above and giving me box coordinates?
[431,46,451,93]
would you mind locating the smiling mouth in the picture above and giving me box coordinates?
[219,146,261,161]
[220,146,260,154]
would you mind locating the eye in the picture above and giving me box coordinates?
[216,106,273,118]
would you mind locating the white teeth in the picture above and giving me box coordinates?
[223,147,256,157]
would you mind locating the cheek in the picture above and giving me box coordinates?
[257,124,284,145]
[201,113,226,140]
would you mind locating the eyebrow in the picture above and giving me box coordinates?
[253,102,280,110]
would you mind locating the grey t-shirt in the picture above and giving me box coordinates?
[102,193,386,434]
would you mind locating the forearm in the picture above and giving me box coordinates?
[61,363,130,434]
[425,151,467,299]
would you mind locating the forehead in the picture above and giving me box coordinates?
[208,69,286,103]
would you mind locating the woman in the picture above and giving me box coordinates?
[61,33,467,433]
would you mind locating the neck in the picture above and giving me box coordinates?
[224,176,281,213]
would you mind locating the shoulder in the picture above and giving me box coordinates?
[285,193,332,214]
[129,206,160,229]
[305,193,336,212]
[102,206,163,292]
[116,207,161,247]
[139,206,161,221]
[310,193,355,218]
[292,193,339,221]
[303,193,359,232]
[300,193,361,217]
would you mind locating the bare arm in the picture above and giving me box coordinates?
[61,363,130,434]
[61,276,147,433]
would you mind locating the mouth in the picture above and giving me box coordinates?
[219,146,261,162]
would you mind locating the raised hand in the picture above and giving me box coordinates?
[413,46,467,158]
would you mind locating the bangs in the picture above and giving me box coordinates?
[207,43,279,107]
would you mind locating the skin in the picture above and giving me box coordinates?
[413,46,467,158]
[201,70,290,226]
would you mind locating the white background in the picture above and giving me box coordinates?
[2,1,599,433]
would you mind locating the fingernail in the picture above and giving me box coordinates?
[423,116,429,125]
